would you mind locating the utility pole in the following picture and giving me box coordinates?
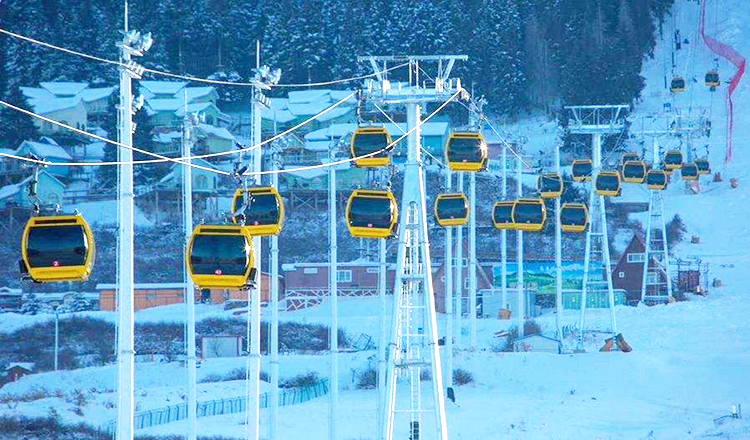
[269,142,281,440]
[244,44,280,440]
[377,236,387,440]
[468,171,477,349]
[182,106,197,440]
[116,17,151,440]
[554,131,563,349]
[516,149,525,338]
[54,306,59,371]
[501,143,508,314]
[454,173,464,347]
[328,143,339,440]
[444,170,454,388]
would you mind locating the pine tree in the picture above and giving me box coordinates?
[20,293,43,315]
[0,86,41,149]
[66,292,92,312]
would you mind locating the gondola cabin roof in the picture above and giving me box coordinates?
[434,193,469,227]
[21,214,96,283]
[621,152,640,165]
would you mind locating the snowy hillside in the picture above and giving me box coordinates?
[2,0,750,439]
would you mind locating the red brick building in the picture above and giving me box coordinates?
[611,234,668,305]
[282,261,397,310]
[97,272,284,312]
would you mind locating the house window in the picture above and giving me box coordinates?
[303,268,318,274]
[47,194,60,205]
[451,258,468,267]
[627,253,645,263]
[195,175,208,189]
[337,270,352,283]
[206,115,215,125]
[618,271,625,278]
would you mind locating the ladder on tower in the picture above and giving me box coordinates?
[578,190,618,350]
[384,202,445,440]
[641,190,673,305]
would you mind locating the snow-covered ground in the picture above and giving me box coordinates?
[3,0,750,438]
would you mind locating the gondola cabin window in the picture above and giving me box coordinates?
[190,234,249,276]
[26,225,88,268]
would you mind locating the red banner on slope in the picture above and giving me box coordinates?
[700,0,746,164]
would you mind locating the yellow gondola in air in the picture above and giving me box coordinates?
[681,162,699,181]
[671,76,686,93]
[621,160,647,184]
[492,201,516,230]
[595,171,622,197]
[434,193,469,227]
[695,158,711,175]
[705,71,720,88]
[350,126,392,168]
[621,152,640,166]
[537,173,564,198]
[187,225,256,290]
[512,198,547,232]
[646,170,669,190]
[663,150,683,170]
[560,203,589,233]
[571,159,593,182]
[21,214,96,283]
[231,186,285,236]
[346,189,399,239]
[445,131,488,172]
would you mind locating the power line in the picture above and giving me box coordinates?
[0,91,356,167]
[371,102,447,168]
[0,100,231,175]
[0,91,462,178]
[0,28,407,88]
[240,90,463,176]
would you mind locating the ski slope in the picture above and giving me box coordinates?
[2,0,750,438]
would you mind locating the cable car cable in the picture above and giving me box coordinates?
[0,28,408,89]
[0,90,463,178]
[372,102,447,168]
[0,91,357,166]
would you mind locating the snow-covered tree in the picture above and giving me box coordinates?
[20,293,45,315]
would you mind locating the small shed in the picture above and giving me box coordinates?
[2,362,35,385]
[201,335,242,358]
[513,334,560,353]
